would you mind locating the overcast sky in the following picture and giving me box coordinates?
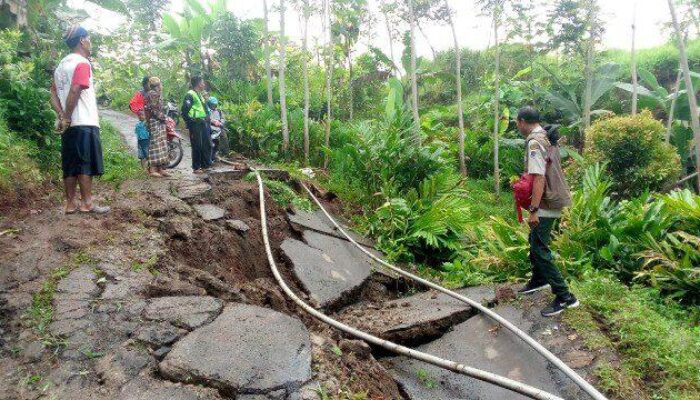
[72,0,676,58]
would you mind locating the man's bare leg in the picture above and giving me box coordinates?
[77,174,93,211]
[64,176,79,212]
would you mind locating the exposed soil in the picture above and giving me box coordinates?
[0,111,614,400]
[0,173,406,400]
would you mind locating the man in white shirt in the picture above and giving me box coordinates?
[50,26,109,214]
[515,106,577,317]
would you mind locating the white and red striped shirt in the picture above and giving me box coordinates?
[54,53,99,127]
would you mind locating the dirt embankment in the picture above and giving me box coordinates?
[0,174,404,400]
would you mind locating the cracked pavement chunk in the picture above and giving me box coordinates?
[160,303,312,396]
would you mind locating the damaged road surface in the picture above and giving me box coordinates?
[0,111,602,400]
[160,304,312,398]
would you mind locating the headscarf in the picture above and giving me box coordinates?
[64,26,89,49]
[148,77,161,89]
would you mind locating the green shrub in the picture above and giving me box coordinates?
[585,111,681,198]
[568,276,700,399]
[0,29,57,168]
[463,130,524,187]
[329,79,449,204]
[0,116,44,205]
[365,172,472,264]
[98,121,144,186]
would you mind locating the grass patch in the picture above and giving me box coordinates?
[245,172,314,211]
[0,116,45,205]
[463,178,514,222]
[99,120,145,187]
[566,275,700,399]
[131,255,159,276]
[25,250,96,346]
[415,368,438,389]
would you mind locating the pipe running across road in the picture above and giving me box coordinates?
[254,169,566,400]
[298,181,609,400]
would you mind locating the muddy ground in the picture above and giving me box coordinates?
[0,172,414,399]
[0,169,618,400]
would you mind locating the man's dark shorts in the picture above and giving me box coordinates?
[61,126,104,179]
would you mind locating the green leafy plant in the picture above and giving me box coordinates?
[366,172,471,264]
[585,111,681,198]
[541,62,620,130]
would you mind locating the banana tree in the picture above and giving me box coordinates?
[160,0,227,77]
[616,68,700,124]
[541,62,620,139]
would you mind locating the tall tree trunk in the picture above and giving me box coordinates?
[669,0,700,192]
[302,0,310,165]
[582,1,597,143]
[666,65,682,142]
[324,0,333,169]
[279,0,290,153]
[263,0,273,107]
[445,0,466,176]
[348,53,354,120]
[631,5,638,116]
[407,0,421,144]
[382,5,399,77]
[418,22,437,60]
[493,8,501,195]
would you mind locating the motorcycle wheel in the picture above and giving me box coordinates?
[167,139,184,169]
[217,130,230,156]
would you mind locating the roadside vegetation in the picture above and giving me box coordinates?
[3,0,700,398]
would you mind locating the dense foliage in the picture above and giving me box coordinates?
[585,112,682,198]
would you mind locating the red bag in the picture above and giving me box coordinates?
[512,173,535,223]
[129,90,146,116]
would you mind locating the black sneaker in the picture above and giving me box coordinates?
[541,295,579,317]
[518,281,550,295]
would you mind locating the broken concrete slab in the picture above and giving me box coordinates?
[96,345,155,387]
[385,304,584,400]
[336,286,495,345]
[134,321,186,348]
[174,180,212,200]
[287,210,374,247]
[143,296,223,330]
[226,219,250,233]
[160,304,312,396]
[162,215,194,239]
[55,266,100,297]
[192,204,226,221]
[120,376,224,400]
[281,230,374,308]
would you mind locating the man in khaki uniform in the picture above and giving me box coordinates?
[515,106,578,317]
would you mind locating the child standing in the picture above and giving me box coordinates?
[135,111,150,170]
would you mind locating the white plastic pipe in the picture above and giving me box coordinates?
[299,181,608,400]
[254,169,564,400]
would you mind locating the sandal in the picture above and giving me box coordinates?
[149,172,164,178]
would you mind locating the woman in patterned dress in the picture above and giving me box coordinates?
[144,77,170,178]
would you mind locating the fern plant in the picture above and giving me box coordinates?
[366,172,471,264]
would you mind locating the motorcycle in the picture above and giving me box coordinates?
[165,101,181,125]
[165,118,184,169]
[210,125,230,161]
